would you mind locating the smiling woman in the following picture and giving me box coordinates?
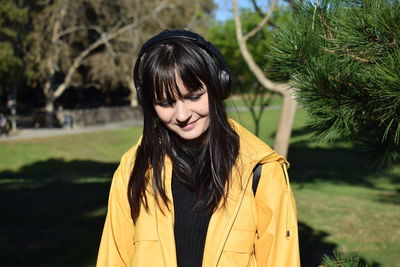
[96,29,300,267]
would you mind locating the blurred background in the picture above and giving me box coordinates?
[0,0,399,266]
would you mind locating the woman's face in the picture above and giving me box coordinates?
[154,77,210,142]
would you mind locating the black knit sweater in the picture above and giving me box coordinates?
[172,148,212,267]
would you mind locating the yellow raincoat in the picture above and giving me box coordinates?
[97,119,300,267]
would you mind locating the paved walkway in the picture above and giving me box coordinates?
[0,105,282,142]
[0,120,143,142]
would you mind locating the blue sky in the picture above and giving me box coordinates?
[214,0,284,21]
[214,0,254,21]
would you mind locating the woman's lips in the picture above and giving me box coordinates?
[179,119,197,130]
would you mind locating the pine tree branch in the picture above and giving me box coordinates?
[317,5,334,39]
[323,48,373,63]
[284,0,297,11]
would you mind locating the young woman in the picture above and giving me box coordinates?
[97,30,300,267]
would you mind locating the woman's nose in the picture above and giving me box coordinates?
[175,100,191,123]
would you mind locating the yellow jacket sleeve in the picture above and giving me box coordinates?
[254,161,300,267]
[96,155,135,267]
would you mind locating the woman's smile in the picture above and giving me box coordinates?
[178,119,198,129]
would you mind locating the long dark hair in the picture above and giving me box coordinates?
[128,37,240,223]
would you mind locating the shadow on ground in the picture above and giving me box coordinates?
[286,127,396,266]
[286,127,400,205]
[0,159,117,266]
[288,140,375,186]
[298,221,381,267]
[298,221,336,266]
[0,156,389,266]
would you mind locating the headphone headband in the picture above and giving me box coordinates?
[137,30,228,68]
[133,29,231,106]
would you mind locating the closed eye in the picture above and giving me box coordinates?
[186,92,204,102]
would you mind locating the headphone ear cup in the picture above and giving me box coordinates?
[133,58,143,107]
[219,68,231,99]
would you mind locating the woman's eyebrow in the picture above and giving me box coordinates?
[183,91,204,97]
[183,88,206,96]
[155,96,175,103]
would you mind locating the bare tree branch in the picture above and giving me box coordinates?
[233,0,287,94]
[56,24,119,66]
[57,25,95,39]
[232,0,297,157]
[53,2,173,99]
[250,0,266,17]
[43,0,69,98]
[70,81,102,89]
[244,0,278,41]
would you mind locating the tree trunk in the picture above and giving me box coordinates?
[45,92,55,128]
[232,0,296,157]
[274,91,297,157]
[128,76,139,107]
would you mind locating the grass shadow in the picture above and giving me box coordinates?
[299,221,381,267]
[0,158,117,181]
[288,140,377,187]
[287,138,400,205]
[0,159,117,266]
[290,126,314,139]
[298,221,336,266]
[0,156,391,266]
[375,188,400,205]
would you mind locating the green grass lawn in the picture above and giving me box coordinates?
[225,93,283,108]
[0,107,399,266]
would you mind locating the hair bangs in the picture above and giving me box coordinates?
[141,46,178,104]
[142,41,209,105]
[175,58,205,95]
[151,62,182,103]
[152,60,206,103]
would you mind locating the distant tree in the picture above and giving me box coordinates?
[85,0,215,106]
[0,0,28,101]
[25,0,215,125]
[267,0,400,168]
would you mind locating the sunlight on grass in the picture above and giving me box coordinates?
[70,177,112,184]
[294,181,400,267]
[84,207,108,218]
[0,126,142,171]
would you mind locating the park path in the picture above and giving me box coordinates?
[0,105,282,142]
[0,120,142,142]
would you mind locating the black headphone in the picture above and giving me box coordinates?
[133,29,231,106]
